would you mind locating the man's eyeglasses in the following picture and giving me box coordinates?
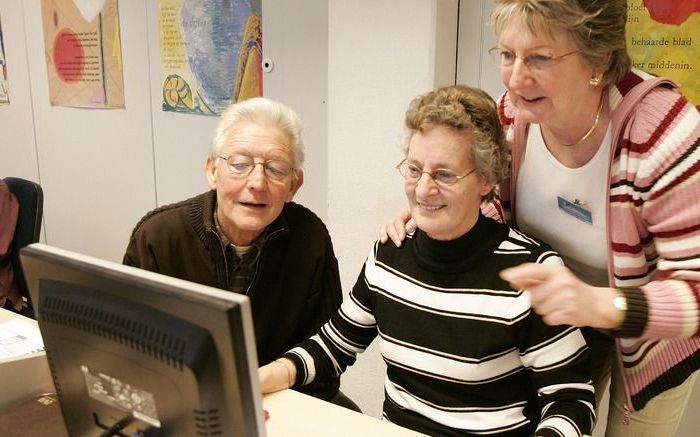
[396,160,476,187]
[218,154,295,182]
[487,47,579,72]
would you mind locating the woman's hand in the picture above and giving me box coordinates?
[378,209,415,246]
[500,263,623,329]
[259,358,296,394]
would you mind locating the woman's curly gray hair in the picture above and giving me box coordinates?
[404,85,510,201]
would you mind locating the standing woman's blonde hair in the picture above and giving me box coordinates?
[491,0,632,88]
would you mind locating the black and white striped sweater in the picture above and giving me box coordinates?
[285,214,595,436]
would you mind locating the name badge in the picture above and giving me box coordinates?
[557,196,592,224]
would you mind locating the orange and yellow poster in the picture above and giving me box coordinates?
[41,0,125,108]
[626,1,699,105]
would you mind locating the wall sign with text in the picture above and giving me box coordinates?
[626,0,699,105]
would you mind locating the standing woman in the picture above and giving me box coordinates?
[382,1,700,435]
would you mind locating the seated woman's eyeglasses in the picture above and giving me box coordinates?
[396,160,476,187]
[218,154,295,182]
[487,46,579,72]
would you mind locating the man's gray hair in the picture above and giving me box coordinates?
[210,97,305,167]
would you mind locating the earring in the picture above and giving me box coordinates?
[589,76,601,86]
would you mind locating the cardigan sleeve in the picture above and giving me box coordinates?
[614,88,700,338]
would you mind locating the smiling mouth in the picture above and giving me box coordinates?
[520,95,544,104]
[419,203,445,212]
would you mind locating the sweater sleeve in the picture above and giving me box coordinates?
[520,250,595,436]
[616,89,700,339]
[314,225,344,333]
[521,322,595,437]
[123,225,160,272]
[284,246,379,387]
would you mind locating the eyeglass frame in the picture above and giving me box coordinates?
[396,159,477,187]
[217,154,297,182]
[487,46,579,72]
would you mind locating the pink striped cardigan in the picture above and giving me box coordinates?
[489,69,700,411]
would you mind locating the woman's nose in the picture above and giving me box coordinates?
[507,58,533,89]
[414,173,439,196]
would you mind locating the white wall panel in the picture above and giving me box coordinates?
[261,0,328,220]
[456,0,502,98]
[0,0,41,184]
[19,0,155,262]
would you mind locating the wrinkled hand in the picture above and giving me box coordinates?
[500,263,621,329]
[378,209,415,246]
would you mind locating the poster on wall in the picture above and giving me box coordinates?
[158,0,262,115]
[40,0,125,108]
[626,1,699,105]
[0,15,9,105]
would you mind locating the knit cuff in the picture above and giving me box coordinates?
[281,352,304,388]
[616,287,648,338]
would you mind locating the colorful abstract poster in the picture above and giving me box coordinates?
[626,0,699,105]
[158,0,262,115]
[41,0,125,108]
[0,14,9,105]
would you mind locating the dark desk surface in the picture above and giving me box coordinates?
[0,394,68,437]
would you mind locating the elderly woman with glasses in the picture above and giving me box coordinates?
[260,85,595,437]
[381,1,700,435]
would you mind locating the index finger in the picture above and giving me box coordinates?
[499,263,558,288]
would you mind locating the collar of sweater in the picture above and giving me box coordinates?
[412,213,507,274]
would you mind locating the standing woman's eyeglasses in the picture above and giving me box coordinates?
[488,47,579,72]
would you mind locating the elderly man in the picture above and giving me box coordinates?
[124,97,345,404]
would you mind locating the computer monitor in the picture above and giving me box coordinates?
[20,243,267,436]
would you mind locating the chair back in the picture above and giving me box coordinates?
[3,177,43,317]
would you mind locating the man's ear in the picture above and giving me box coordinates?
[286,169,304,202]
[205,156,218,190]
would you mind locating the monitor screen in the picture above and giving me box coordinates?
[20,243,267,436]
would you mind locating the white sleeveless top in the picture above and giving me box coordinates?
[515,123,612,286]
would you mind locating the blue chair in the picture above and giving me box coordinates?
[3,177,43,318]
